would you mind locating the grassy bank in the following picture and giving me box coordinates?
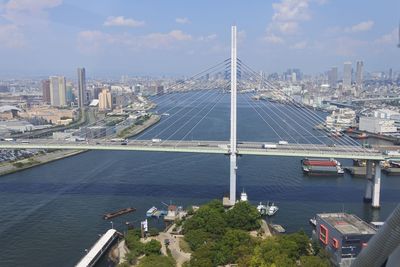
[117,114,161,139]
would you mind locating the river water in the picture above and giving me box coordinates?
[0,91,399,267]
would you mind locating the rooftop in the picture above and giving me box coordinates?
[317,213,376,235]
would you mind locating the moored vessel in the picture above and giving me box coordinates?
[302,158,344,175]
[146,206,158,217]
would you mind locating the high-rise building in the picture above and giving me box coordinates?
[356,60,364,86]
[49,76,66,107]
[98,88,112,111]
[328,67,338,89]
[77,67,86,108]
[389,68,393,81]
[291,72,297,83]
[66,82,74,105]
[41,79,51,104]
[343,62,352,90]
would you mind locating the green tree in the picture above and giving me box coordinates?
[215,229,255,265]
[185,229,211,251]
[189,243,218,267]
[226,201,261,231]
[137,254,175,267]
[149,227,160,236]
[144,239,162,255]
[300,255,331,267]
[184,200,227,237]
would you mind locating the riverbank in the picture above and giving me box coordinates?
[117,114,161,139]
[0,150,87,177]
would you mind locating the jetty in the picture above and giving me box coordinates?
[103,207,136,220]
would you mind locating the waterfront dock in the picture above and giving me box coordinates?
[75,229,118,267]
[103,207,136,220]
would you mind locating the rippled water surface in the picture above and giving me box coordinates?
[0,91,399,267]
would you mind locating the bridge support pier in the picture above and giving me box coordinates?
[229,25,238,205]
[363,160,373,203]
[372,161,381,209]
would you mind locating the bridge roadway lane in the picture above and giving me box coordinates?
[0,139,387,160]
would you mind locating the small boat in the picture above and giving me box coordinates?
[146,206,158,217]
[309,217,317,227]
[266,202,279,216]
[257,202,268,215]
[240,190,248,202]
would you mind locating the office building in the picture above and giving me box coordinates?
[343,62,352,90]
[328,67,338,89]
[356,61,363,86]
[77,67,86,108]
[49,76,66,107]
[42,79,51,104]
[316,213,376,267]
[98,88,112,111]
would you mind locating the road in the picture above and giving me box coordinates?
[0,139,390,160]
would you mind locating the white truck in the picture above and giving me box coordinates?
[151,138,162,143]
[263,143,277,149]
[278,141,289,145]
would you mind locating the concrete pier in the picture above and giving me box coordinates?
[372,162,381,209]
[363,160,373,203]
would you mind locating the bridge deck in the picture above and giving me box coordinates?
[0,140,387,160]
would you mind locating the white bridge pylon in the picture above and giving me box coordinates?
[229,25,238,205]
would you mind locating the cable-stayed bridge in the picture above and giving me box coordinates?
[0,26,395,209]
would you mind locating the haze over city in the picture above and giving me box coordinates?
[0,0,399,77]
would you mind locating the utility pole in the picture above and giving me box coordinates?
[230,25,238,205]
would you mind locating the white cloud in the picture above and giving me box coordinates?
[374,28,397,45]
[0,24,25,48]
[290,40,307,49]
[0,0,62,49]
[175,17,190,24]
[198,34,217,42]
[2,0,62,25]
[104,16,145,27]
[77,29,193,53]
[264,33,284,44]
[344,20,374,33]
[272,0,311,22]
[263,0,316,45]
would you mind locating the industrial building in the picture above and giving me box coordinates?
[359,117,397,134]
[315,213,376,267]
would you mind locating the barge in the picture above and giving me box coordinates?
[103,207,136,220]
[302,158,344,175]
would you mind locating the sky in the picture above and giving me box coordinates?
[0,0,399,77]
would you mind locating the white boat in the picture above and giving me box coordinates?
[146,206,158,217]
[266,202,279,216]
[240,190,248,202]
[257,202,268,215]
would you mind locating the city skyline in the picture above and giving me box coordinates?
[0,0,399,77]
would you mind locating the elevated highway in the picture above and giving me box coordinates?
[0,139,388,161]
